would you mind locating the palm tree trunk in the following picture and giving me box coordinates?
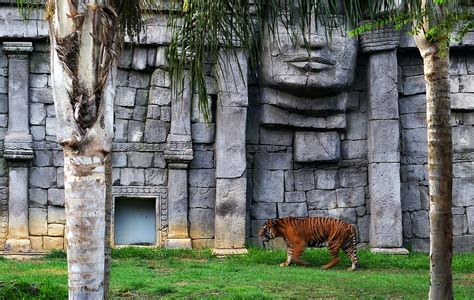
[416,35,453,300]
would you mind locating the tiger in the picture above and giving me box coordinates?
[258,217,359,271]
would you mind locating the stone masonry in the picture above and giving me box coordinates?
[0,3,473,254]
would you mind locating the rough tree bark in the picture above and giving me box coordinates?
[415,3,453,299]
[47,0,117,298]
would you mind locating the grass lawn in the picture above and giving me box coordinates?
[0,247,473,299]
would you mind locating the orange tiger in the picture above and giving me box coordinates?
[258,217,359,271]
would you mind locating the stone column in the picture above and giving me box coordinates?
[213,49,248,255]
[360,30,408,254]
[2,42,34,252]
[164,71,193,249]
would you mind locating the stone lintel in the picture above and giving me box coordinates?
[212,248,248,256]
[2,42,34,54]
[164,238,192,249]
[359,28,400,53]
[370,247,409,255]
[4,134,33,160]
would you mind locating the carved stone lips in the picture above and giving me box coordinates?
[284,56,335,71]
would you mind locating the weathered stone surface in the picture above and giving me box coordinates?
[453,125,474,152]
[341,140,367,160]
[453,178,474,207]
[254,152,292,170]
[191,95,213,123]
[150,68,171,87]
[56,167,64,189]
[47,206,66,224]
[402,128,427,157]
[189,169,216,187]
[30,167,56,188]
[189,187,215,209]
[48,224,64,237]
[45,117,56,136]
[357,215,370,242]
[401,113,426,129]
[339,168,367,188]
[293,169,315,191]
[453,214,467,236]
[328,208,356,224]
[452,93,474,110]
[278,202,308,218]
[259,128,292,146]
[120,168,145,186]
[114,119,128,142]
[336,187,365,208]
[144,119,169,143]
[285,191,306,203]
[251,203,277,220]
[30,103,45,125]
[128,71,150,89]
[149,87,171,105]
[284,170,294,191]
[115,87,136,107]
[145,169,167,185]
[294,131,341,163]
[29,208,47,235]
[189,208,214,239]
[30,236,43,251]
[368,120,400,163]
[253,170,284,203]
[52,151,63,167]
[128,152,154,168]
[346,113,367,140]
[402,75,425,95]
[43,237,63,250]
[154,152,166,168]
[190,151,214,169]
[410,210,429,238]
[467,207,474,234]
[133,106,147,121]
[307,190,337,210]
[29,188,47,208]
[33,150,52,167]
[401,182,421,212]
[315,169,338,190]
[128,120,145,142]
[132,48,147,70]
[111,152,127,168]
[454,235,474,253]
[369,163,403,247]
[48,188,64,206]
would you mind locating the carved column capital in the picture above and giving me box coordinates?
[2,42,34,55]
[359,27,401,53]
[164,134,193,165]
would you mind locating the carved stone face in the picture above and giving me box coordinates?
[259,9,358,97]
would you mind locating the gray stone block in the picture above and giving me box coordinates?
[30,52,50,73]
[278,202,308,218]
[346,113,368,140]
[356,205,366,216]
[357,215,370,242]
[285,191,306,203]
[48,206,66,224]
[56,167,64,189]
[459,75,474,92]
[0,93,7,113]
[327,114,347,129]
[48,224,65,237]
[128,120,145,142]
[30,103,46,125]
[189,187,216,209]
[31,126,45,141]
[453,214,467,236]
[154,152,166,168]
[161,106,171,122]
[128,71,150,89]
[118,49,132,68]
[192,123,215,144]
[402,75,426,95]
[453,125,474,152]
[452,93,474,111]
[52,151,63,167]
[189,169,216,188]
[315,169,338,190]
[293,169,315,191]
[410,238,430,252]
[136,89,149,107]
[307,190,337,210]
[401,113,426,129]
[45,117,57,136]
[33,150,52,167]
[155,47,168,69]
[133,106,147,121]
[467,207,474,234]
[30,88,53,104]
[144,119,169,143]
[30,167,56,188]
[453,162,474,178]
[114,119,128,142]
[294,131,341,163]
[120,168,145,186]
[341,140,367,160]
[453,178,474,207]
[401,182,421,212]
[132,48,147,70]
[189,208,214,239]
[308,210,329,218]
[399,94,426,114]
[368,120,400,163]
[327,208,356,224]
[116,69,129,86]
[147,105,161,119]
[115,107,134,119]
[111,152,127,168]
[191,95,213,123]
[336,187,365,208]
[411,210,429,238]
[190,150,214,169]
[400,164,425,182]
[128,152,154,168]
[402,128,427,157]
[403,211,412,238]
[29,188,47,208]
[284,170,294,191]
[150,69,171,87]
[253,169,284,203]
[254,152,292,170]
[48,188,64,206]
[339,168,367,188]
[29,208,47,235]
[259,128,293,146]
[454,235,474,253]
[251,203,277,220]
[145,169,167,185]
[112,169,120,185]
[246,106,260,145]
[115,87,136,107]
[149,87,171,105]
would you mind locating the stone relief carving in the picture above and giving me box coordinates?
[258,1,358,163]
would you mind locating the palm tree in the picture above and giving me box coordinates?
[167,1,472,299]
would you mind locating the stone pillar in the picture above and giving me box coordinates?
[213,50,248,255]
[360,30,408,254]
[164,71,193,249]
[2,42,34,252]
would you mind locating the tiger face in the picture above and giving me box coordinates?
[258,219,277,242]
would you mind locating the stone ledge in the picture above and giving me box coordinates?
[370,247,409,255]
[0,251,47,260]
[2,41,33,53]
[164,238,192,249]
[212,248,248,256]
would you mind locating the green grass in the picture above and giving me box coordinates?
[0,247,473,299]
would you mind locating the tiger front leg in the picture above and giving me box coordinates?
[281,241,308,267]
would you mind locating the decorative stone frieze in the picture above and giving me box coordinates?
[359,27,401,53]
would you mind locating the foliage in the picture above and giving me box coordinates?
[0,248,473,298]
[44,249,67,260]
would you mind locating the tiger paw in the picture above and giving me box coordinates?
[321,264,330,270]
[347,267,356,272]
[280,262,289,267]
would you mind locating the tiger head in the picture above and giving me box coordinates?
[258,219,278,242]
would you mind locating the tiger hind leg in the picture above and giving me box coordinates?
[342,237,359,271]
[322,243,341,270]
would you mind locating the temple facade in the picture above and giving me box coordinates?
[0,2,473,254]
